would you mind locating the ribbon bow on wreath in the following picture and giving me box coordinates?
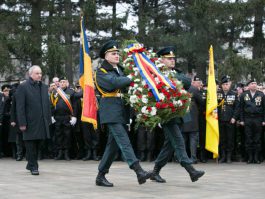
[127,43,176,101]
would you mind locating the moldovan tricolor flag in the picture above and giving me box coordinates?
[79,17,97,129]
[205,45,219,158]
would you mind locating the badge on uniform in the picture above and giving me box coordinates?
[255,96,261,106]
[244,94,250,101]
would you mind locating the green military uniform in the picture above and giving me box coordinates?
[151,46,204,183]
[95,40,150,187]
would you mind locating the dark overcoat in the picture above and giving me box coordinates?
[182,85,203,132]
[16,78,51,140]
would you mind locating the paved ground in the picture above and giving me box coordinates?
[0,158,265,199]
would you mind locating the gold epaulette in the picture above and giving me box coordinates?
[94,68,120,97]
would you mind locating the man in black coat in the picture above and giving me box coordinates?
[239,79,265,164]
[51,77,77,161]
[16,65,51,175]
[217,75,238,163]
[182,76,204,164]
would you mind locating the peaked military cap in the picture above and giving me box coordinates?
[246,78,257,86]
[221,75,231,84]
[59,76,68,81]
[99,40,119,59]
[236,83,244,88]
[193,76,201,81]
[157,46,176,58]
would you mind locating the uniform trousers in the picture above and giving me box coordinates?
[219,121,235,152]
[155,122,192,168]
[98,123,138,173]
[244,117,263,151]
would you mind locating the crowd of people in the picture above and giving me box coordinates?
[0,40,265,186]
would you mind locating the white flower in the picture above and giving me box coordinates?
[142,95,148,104]
[137,114,142,119]
[141,106,148,114]
[159,93,165,101]
[137,87,143,92]
[175,100,183,107]
[124,48,129,53]
[142,80,147,86]
[180,89,187,94]
[133,67,139,71]
[134,78,140,82]
[130,95,138,104]
[150,107,157,116]
[134,83,139,88]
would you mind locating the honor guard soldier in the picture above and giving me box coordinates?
[217,75,238,163]
[95,40,151,187]
[240,79,265,164]
[150,46,204,183]
[51,77,77,160]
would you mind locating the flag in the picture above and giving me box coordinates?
[79,16,97,129]
[205,45,219,158]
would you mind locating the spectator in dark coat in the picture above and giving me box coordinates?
[16,65,51,175]
[182,76,204,163]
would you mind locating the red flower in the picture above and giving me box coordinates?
[130,82,135,87]
[144,84,149,89]
[148,92,153,97]
[147,107,152,112]
[169,103,174,108]
[171,107,176,112]
[161,103,168,108]
[156,102,161,109]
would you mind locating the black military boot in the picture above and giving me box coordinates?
[226,152,232,164]
[150,165,166,183]
[247,150,253,164]
[254,151,261,164]
[219,150,226,163]
[64,150,71,161]
[82,150,92,161]
[95,172,113,187]
[54,150,64,160]
[130,161,151,184]
[147,151,153,162]
[183,164,205,182]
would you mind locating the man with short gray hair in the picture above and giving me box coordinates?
[16,65,51,175]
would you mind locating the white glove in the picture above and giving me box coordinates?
[51,116,56,124]
[158,123,162,128]
[127,75,132,80]
[70,117,77,126]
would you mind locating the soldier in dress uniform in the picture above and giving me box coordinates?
[198,81,208,163]
[94,40,151,187]
[239,79,265,164]
[150,46,204,183]
[51,77,77,160]
[217,75,238,163]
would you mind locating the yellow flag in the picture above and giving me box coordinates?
[205,45,219,159]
